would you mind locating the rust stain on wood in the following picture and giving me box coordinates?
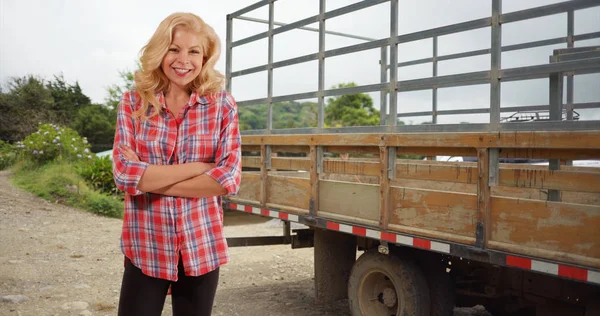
[389,187,477,238]
[237,172,261,202]
[500,168,600,193]
[491,197,600,259]
[267,175,311,210]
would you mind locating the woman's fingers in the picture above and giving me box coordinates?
[119,144,140,162]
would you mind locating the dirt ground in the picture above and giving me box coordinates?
[0,170,490,316]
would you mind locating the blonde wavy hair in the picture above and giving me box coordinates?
[133,12,225,119]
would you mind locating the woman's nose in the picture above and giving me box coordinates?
[177,51,189,63]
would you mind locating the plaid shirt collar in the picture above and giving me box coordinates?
[155,90,211,110]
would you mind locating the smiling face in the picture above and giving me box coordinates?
[161,26,204,92]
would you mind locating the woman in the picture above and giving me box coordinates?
[111,12,241,316]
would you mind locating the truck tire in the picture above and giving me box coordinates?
[348,251,431,316]
[423,260,455,316]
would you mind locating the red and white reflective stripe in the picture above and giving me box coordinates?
[507,255,600,284]
[326,221,451,254]
[229,203,299,222]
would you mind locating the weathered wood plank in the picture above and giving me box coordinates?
[242,131,600,149]
[271,145,310,153]
[395,162,477,184]
[267,175,311,210]
[242,156,261,168]
[324,146,380,155]
[397,147,477,158]
[490,197,600,268]
[236,172,261,203]
[408,159,599,173]
[389,187,478,239]
[322,159,380,176]
[498,168,600,193]
[250,158,600,193]
[271,158,311,171]
[318,180,380,222]
[242,145,261,152]
[500,148,600,161]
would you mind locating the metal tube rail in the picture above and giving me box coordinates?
[396,102,600,118]
[232,0,388,47]
[234,16,377,42]
[234,58,599,107]
[226,0,600,132]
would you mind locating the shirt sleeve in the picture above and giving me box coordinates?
[204,92,242,196]
[112,91,149,196]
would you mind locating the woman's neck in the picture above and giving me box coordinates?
[165,84,190,101]
[164,85,191,113]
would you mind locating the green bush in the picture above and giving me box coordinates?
[76,155,120,197]
[85,193,123,218]
[0,140,18,170]
[17,123,93,165]
[12,161,123,218]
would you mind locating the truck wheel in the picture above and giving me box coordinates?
[348,251,431,316]
[423,260,455,316]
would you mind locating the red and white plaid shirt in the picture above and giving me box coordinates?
[112,89,241,281]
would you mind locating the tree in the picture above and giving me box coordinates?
[238,101,318,131]
[325,82,380,127]
[105,65,137,111]
[46,74,92,126]
[0,75,55,142]
[72,104,116,152]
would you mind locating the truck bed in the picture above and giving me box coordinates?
[225,130,600,285]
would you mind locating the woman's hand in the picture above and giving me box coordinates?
[119,144,140,162]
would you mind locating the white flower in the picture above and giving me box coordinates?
[87,155,92,159]
[74,148,78,151]
[29,141,33,144]
[72,138,76,141]
[53,139,57,143]
[84,148,89,153]
[33,150,38,155]
[58,131,61,135]
[77,154,82,158]
[44,131,49,135]
[83,139,88,144]
[40,150,44,154]
[55,136,60,140]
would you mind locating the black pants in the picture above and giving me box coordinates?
[118,257,220,316]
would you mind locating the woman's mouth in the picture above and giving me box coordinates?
[173,68,192,77]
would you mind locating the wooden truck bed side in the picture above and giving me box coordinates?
[225,130,600,285]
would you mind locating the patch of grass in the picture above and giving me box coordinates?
[11,161,123,218]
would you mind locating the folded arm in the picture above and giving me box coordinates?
[112,92,211,195]
[118,144,213,193]
[151,93,242,198]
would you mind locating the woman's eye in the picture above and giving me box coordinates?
[191,50,200,54]
[169,48,178,52]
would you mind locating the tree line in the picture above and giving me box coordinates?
[1,72,383,153]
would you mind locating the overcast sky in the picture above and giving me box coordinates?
[1,0,598,125]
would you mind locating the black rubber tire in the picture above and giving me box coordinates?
[348,251,431,316]
[422,259,455,316]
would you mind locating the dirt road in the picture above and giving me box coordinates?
[0,170,489,316]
